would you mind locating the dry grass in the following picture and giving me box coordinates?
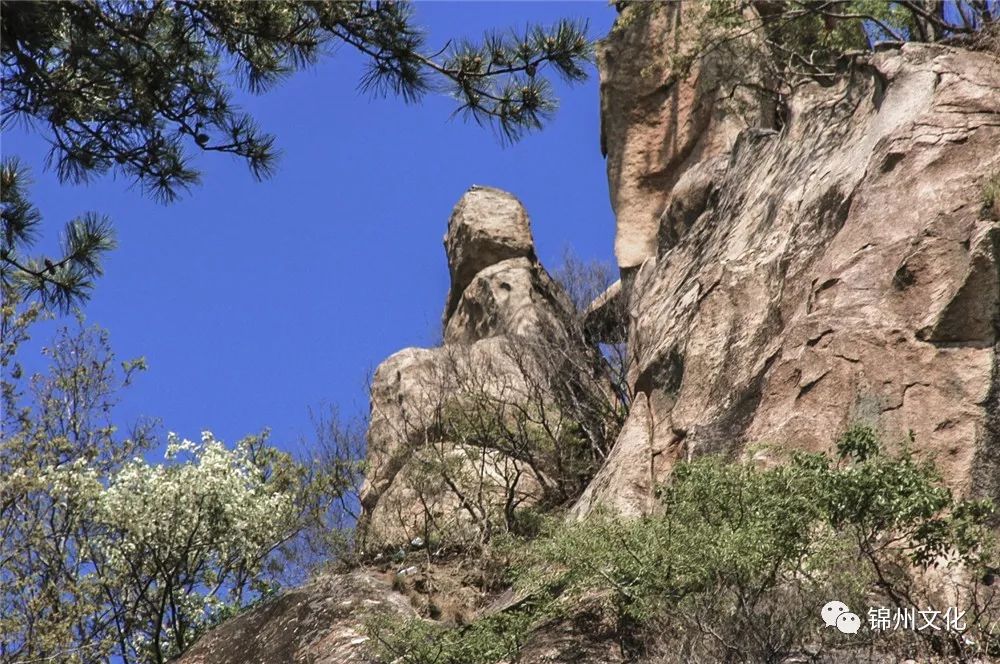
[984,171,1000,219]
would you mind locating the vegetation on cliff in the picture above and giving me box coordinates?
[368,427,1000,663]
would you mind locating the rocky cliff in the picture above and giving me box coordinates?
[358,184,611,550]
[580,6,1000,517]
[178,4,999,662]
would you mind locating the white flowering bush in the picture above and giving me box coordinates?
[99,431,296,580]
[1,313,333,664]
[32,431,299,661]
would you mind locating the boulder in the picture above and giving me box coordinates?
[443,185,537,325]
[361,187,595,549]
[359,347,449,515]
[175,572,416,664]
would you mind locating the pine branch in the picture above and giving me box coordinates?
[0,159,116,311]
[1,1,594,200]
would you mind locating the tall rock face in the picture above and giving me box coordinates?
[599,2,767,269]
[578,3,1000,517]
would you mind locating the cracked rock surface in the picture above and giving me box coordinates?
[579,35,1000,516]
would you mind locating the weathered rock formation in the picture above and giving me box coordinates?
[359,184,602,549]
[177,186,610,664]
[579,3,1000,517]
[175,572,416,664]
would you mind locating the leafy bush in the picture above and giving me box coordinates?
[367,608,535,664]
[3,429,300,662]
[524,426,996,661]
[0,315,350,663]
[368,426,998,663]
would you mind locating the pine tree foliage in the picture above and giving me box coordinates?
[1,2,591,308]
[650,0,999,128]
[1,1,593,203]
[1,158,116,311]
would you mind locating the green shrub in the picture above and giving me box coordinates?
[984,171,1000,218]
[522,426,996,660]
[367,608,535,664]
[367,426,999,663]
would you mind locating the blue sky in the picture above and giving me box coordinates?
[4,2,618,456]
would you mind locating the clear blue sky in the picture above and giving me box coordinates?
[4,2,618,456]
